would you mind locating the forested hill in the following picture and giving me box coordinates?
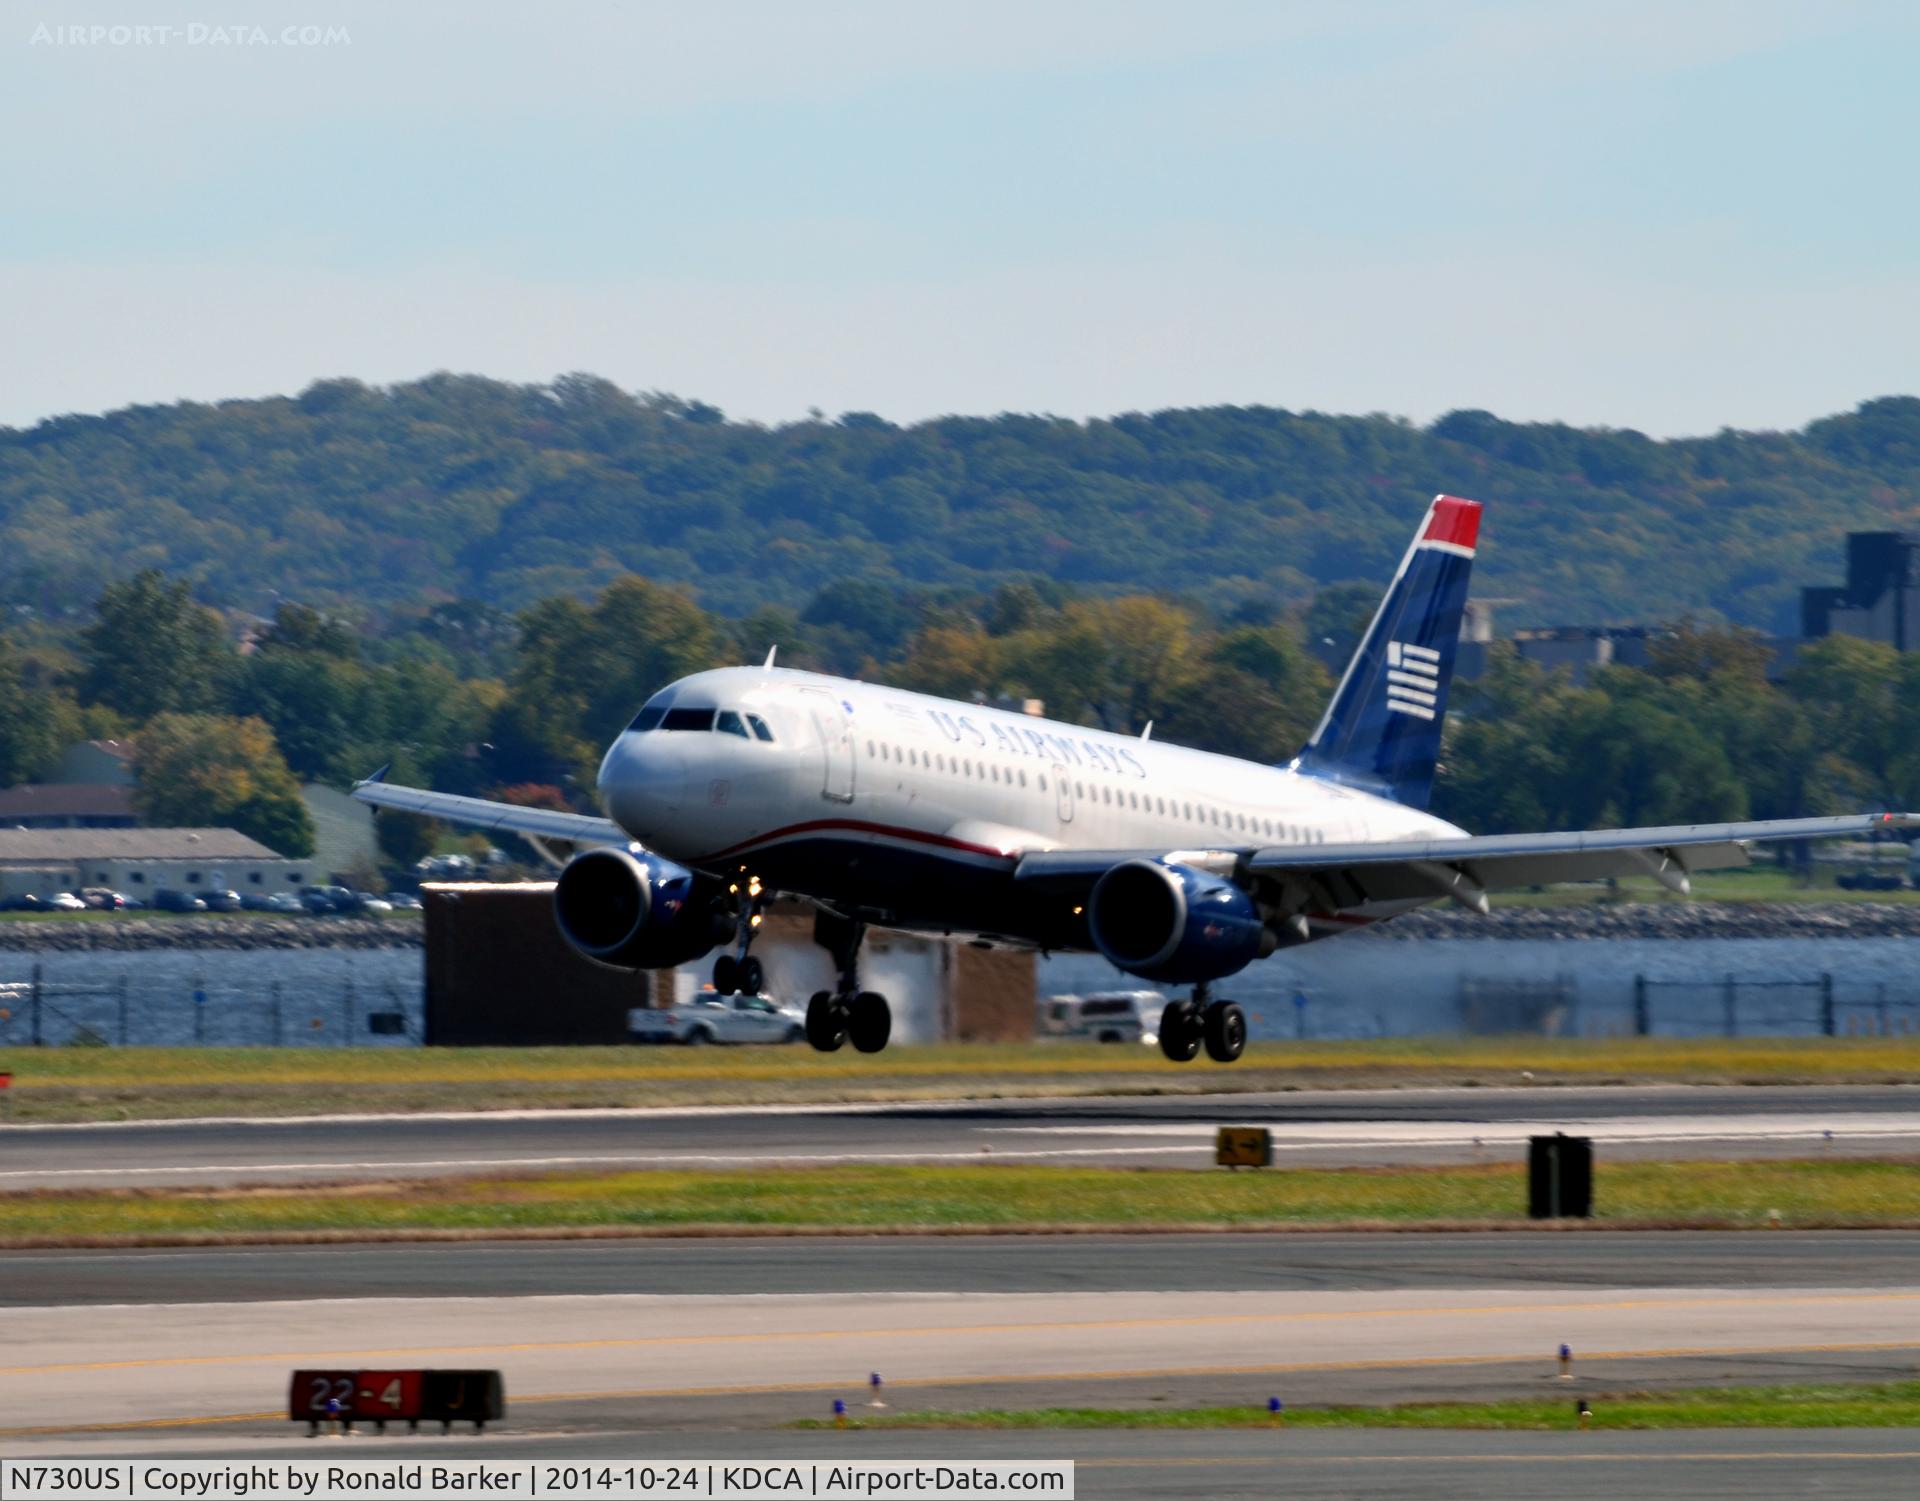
[5,375,1918,629]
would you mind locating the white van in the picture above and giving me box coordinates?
[1036,991,1163,1045]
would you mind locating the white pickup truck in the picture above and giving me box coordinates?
[627,990,809,1046]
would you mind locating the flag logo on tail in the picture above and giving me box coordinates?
[1385,641,1440,720]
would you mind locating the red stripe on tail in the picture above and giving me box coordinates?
[1423,495,1482,551]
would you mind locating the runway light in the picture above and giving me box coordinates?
[1577,1399,1592,1429]
[1768,1207,1783,1229]
[1558,1343,1572,1379]
[1267,1397,1283,1427]
[869,1373,886,1409]
[832,1399,847,1430]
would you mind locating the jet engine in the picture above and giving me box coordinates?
[1086,859,1265,984]
[552,846,730,969]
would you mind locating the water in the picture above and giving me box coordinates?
[1042,936,1920,1040]
[0,948,422,1048]
[1,936,1913,1048]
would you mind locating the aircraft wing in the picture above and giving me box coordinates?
[352,773,627,846]
[1013,812,1920,908]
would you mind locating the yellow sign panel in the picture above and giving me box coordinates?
[1215,1126,1271,1168]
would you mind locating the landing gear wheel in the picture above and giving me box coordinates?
[711,954,739,995]
[848,991,892,1054]
[805,991,847,1052]
[1203,1001,1246,1063]
[1158,999,1201,1062]
[738,955,765,996]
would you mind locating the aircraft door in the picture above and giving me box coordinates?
[1053,765,1073,824]
[802,689,855,803]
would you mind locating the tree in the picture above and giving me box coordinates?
[0,637,80,788]
[79,571,237,720]
[492,577,724,786]
[375,810,438,869]
[132,714,316,856]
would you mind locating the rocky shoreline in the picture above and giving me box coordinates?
[1362,902,1920,941]
[0,917,422,951]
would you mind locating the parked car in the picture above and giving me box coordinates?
[355,896,394,915]
[81,888,128,911]
[153,889,207,913]
[387,892,423,911]
[628,991,808,1046]
[45,892,89,913]
[1837,869,1905,892]
[238,892,277,911]
[2,894,46,912]
[264,892,304,913]
[1036,990,1164,1045]
[300,885,355,914]
[199,889,242,912]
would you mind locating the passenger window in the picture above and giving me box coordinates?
[746,714,775,742]
[715,711,750,738]
[628,707,667,733]
[1018,771,1027,787]
[1039,775,1047,791]
[661,706,716,732]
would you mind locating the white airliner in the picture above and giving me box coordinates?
[358,495,1914,1062]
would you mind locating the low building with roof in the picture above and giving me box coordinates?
[0,783,138,830]
[0,828,314,903]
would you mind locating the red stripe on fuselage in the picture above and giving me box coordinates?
[688,817,1016,868]
[1423,495,1482,551]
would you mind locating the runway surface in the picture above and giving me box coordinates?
[8,1230,1920,1306]
[7,1085,1919,1187]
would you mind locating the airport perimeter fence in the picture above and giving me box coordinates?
[0,967,424,1049]
[1461,974,1920,1039]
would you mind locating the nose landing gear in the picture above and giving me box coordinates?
[1159,983,1245,1064]
[711,876,767,996]
[806,911,892,1054]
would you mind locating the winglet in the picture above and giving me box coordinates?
[356,762,390,789]
[763,645,778,669]
[1141,721,1153,742]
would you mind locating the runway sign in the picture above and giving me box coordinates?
[1215,1126,1272,1167]
[289,1368,504,1429]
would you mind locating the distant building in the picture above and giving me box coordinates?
[54,739,136,787]
[0,828,312,902]
[1802,532,1920,651]
[1454,621,1664,686]
[0,783,136,830]
[301,782,377,882]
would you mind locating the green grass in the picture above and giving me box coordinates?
[5,1038,1920,1123]
[5,1158,1919,1245]
[792,1382,1920,1431]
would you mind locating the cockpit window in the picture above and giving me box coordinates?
[715,710,750,739]
[746,713,775,743]
[628,707,666,733]
[661,706,716,731]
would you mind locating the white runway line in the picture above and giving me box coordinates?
[983,1111,1920,1148]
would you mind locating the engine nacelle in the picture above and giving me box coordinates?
[1086,859,1264,984]
[552,846,729,969]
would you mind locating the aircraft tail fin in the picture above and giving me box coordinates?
[1292,494,1480,810]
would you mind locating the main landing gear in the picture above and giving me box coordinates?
[806,911,892,1054]
[710,875,766,996]
[1159,983,1246,1065]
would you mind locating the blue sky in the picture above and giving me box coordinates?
[3,1,1916,433]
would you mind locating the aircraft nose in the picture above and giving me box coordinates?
[598,732,686,839]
